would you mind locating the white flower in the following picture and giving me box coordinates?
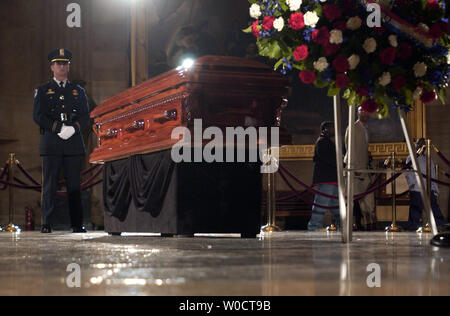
[363,38,377,54]
[329,29,343,44]
[418,23,430,33]
[304,11,320,28]
[314,57,329,72]
[273,17,285,32]
[378,72,391,86]
[346,17,362,30]
[413,87,423,101]
[413,62,427,78]
[348,54,360,70]
[249,4,261,19]
[388,35,398,47]
[286,0,302,11]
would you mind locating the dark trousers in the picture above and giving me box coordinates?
[407,191,446,230]
[41,155,84,227]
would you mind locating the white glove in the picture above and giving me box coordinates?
[58,124,76,140]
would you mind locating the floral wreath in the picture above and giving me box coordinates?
[245,0,449,117]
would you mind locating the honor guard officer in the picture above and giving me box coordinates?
[33,48,90,234]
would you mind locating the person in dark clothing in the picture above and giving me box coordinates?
[307,121,340,231]
[404,138,447,231]
[33,48,90,234]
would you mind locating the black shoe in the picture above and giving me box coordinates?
[431,233,450,248]
[41,224,52,234]
[72,226,87,233]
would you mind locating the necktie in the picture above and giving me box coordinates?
[60,81,65,89]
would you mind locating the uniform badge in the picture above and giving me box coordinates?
[72,90,79,96]
[46,89,55,95]
[60,95,65,100]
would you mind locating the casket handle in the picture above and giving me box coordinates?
[154,109,177,124]
[126,119,145,133]
[102,128,118,140]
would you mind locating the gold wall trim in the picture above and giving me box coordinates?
[368,142,409,159]
[280,142,409,161]
[280,145,315,161]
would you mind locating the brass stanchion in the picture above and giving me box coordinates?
[417,139,433,233]
[261,148,281,233]
[386,152,402,232]
[4,153,20,233]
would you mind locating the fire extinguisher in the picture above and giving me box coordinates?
[25,207,34,231]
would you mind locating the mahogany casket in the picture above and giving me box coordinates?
[90,56,289,237]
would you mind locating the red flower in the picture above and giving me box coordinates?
[299,70,316,84]
[429,24,443,40]
[421,90,436,103]
[336,74,350,88]
[426,0,440,11]
[332,54,350,73]
[356,87,369,97]
[312,26,330,45]
[397,42,412,60]
[293,45,309,61]
[392,76,406,91]
[361,99,378,114]
[289,13,305,30]
[439,21,449,35]
[323,42,340,56]
[252,21,260,38]
[323,4,342,21]
[373,26,386,34]
[379,47,397,65]
[262,16,275,31]
[333,20,347,31]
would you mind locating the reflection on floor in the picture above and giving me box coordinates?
[0,231,449,296]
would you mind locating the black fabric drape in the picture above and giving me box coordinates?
[103,151,176,221]
[103,158,131,221]
[103,149,262,235]
[129,151,175,217]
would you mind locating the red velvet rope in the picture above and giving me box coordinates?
[421,173,450,187]
[278,167,339,210]
[0,162,103,193]
[279,163,405,200]
[435,149,450,168]
[16,162,41,186]
[0,163,9,190]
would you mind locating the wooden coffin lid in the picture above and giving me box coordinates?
[91,56,288,120]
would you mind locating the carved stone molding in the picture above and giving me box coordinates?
[280,142,409,161]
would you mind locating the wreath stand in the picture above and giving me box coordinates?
[332,96,447,246]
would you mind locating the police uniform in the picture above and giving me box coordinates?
[33,49,90,232]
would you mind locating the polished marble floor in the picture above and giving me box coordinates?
[0,231,449,296]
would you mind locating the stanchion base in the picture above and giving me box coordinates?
[261,225,282,233]
[326,224,338,232]
[4,224,20,233]
[385,224,403,232]
[430,233,450,248]
[416,224,432,233]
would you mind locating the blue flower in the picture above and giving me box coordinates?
[428,70,443,85]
